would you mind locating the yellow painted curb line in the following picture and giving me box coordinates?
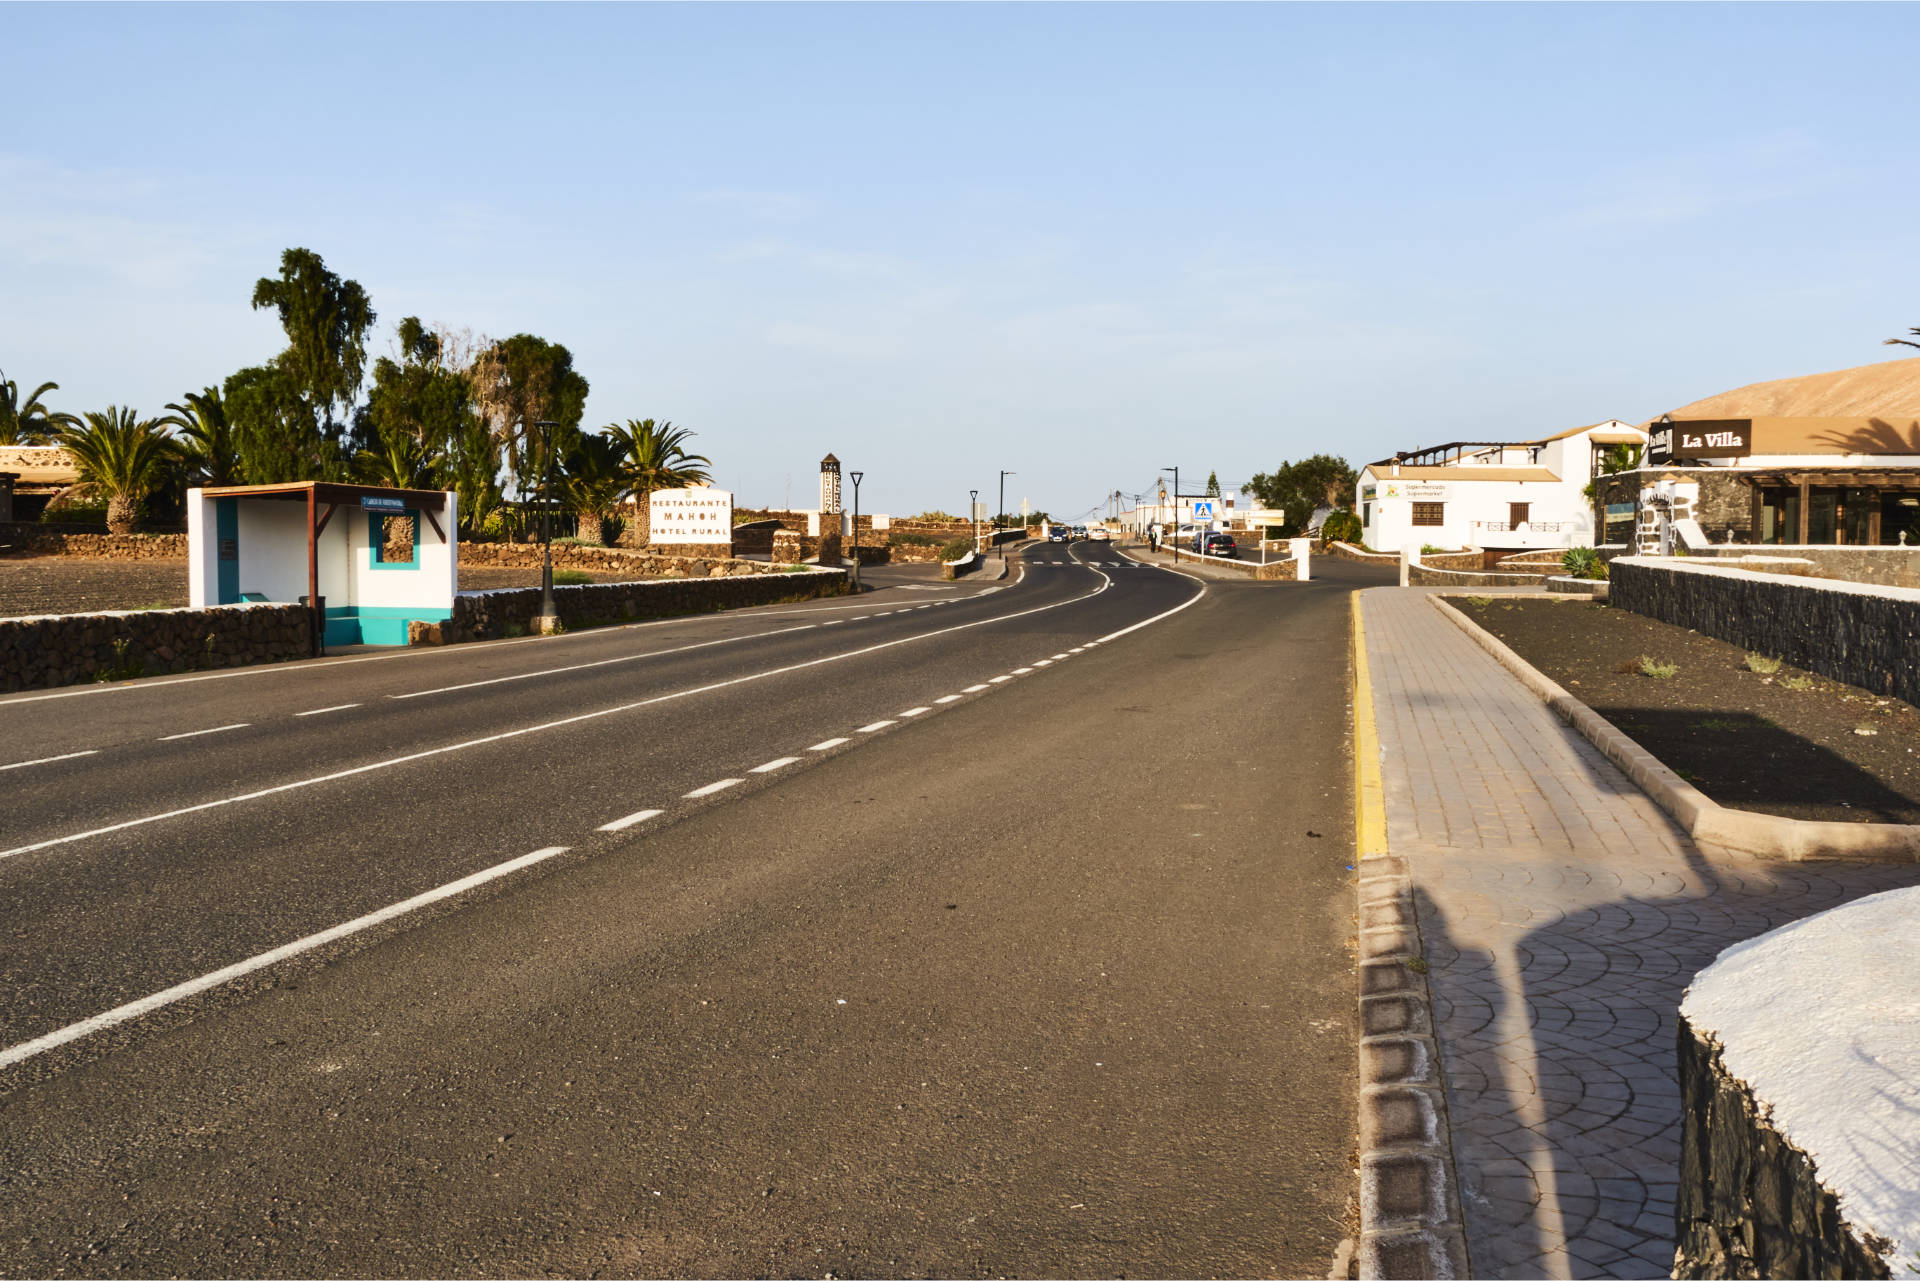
[1351,591,1388,858]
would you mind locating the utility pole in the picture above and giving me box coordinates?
[999,470,1015,562]
[1162,466,1180,562]
[849,470,864,591]
[970,488,979,553]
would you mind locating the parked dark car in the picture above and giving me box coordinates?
[1197,531,1237,558]
[1048,528,1071,543]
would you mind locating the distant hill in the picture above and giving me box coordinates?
[1654,356,1920,422]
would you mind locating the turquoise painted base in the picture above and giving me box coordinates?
[324,605,453,647]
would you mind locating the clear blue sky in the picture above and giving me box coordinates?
[6,3,1917,518]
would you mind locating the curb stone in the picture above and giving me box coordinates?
[1429,593,1920,863]
[1352,591,1471,1280]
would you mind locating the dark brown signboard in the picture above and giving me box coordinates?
[1647,418,1751,463]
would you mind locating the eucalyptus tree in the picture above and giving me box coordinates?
[166,386,243,487]
[57,407,185,533]
[352,428,440,490]
[605,419,712,544]
[0,372,79,445]
[364,317,472,459]
[468,334,589,527]
[561,431,630,545]
[224,363,329,483]
[249,247,377,457]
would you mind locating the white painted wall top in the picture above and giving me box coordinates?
[1682,885,1920,1276]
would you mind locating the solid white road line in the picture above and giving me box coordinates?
[808,737,851,751]
[0,561,1146,864]
[857,720,896,733]
[0,846,573,1071]
[685,778,743,798]
[295,703,362,717]
[935,694,963,704]
[963,683,990,693]
[900,707,931,717]
[158,723,249,742]
[750,756,800,773]
[598,809,663,832]
[390,625,819,700]
[0,750,98,773]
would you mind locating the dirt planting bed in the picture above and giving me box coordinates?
[1456,596,1920,824]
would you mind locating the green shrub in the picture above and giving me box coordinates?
[941,537,975,562]
[1637,656,1678,679]
[1321,510,1362,545]
[552,569,594,586]
[1745,653,1782,675]
[1420,544,1450,556]
[1561,546,1598,578]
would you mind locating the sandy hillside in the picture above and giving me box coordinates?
[1652,356,1920,421]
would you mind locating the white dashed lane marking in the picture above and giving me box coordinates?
[295,704,361,717]
[900,707,931,717]
[808,737,850,751]
[750,756,800,773]
[989,675,1013,684]
[159,724,249,742]
[684,778,743,798]
[598,809,663,832]
[1012,667,1034,675]
[963,683,990,693]
[935,694,963,704]
[0,750,98,772]
[857,720,896,733]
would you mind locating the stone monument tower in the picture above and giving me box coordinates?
[817,453,844,566]
[819,454,842,515]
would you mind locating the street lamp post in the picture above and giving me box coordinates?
[849,470,864,591]
[998,470,1015,562]
[1162,466,1180,563]
[535,419,561,628]
[969,488,979,553]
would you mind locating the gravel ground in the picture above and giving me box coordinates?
[1459,595,1920,824]
[0,558,649,619]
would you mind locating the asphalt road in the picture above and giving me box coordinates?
[0,541,1393,1277]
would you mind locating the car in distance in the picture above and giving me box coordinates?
[1048,528,1071,543]
[1195,531,1237,557]
[1088,527,1110,542]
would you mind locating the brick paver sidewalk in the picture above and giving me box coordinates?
[1360,588,1920,1279]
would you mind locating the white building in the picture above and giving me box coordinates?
[1358,420,1646,554]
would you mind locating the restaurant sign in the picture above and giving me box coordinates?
[649,486,734,544]
[1648,417,1751,464]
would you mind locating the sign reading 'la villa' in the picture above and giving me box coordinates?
[649,486,734,543]
[1647,416,1751,464]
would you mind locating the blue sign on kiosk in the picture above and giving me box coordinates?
[362,495,408,514]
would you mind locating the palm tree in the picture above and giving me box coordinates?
[58,407,184,533]
[562,431,631,545]
[604,419,711,543]
[0,372,80,445]
[353,429,440,490]
[166,387,244,487]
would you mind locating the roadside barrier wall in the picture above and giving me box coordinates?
[0,602,310,692]
[1683,544,1920,589]
[1673,889,1916,1279]
[457,542,796,576]
[0,523,188,559]
[1612,556,1920,706]
[444,566,849,642]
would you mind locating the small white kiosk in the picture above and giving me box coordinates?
[188,482,458,652]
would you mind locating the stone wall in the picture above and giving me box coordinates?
[1674,1018,1891,1279]
[0,523,188,559]
[457,542,791,577]
[1612,556,1920,705]
[1407,562,1550,588]
[446,567,849,642]
[1685,545,1920,589]
[0,603,310,692]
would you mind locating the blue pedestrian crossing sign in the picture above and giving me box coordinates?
[1191,500,1216,521]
